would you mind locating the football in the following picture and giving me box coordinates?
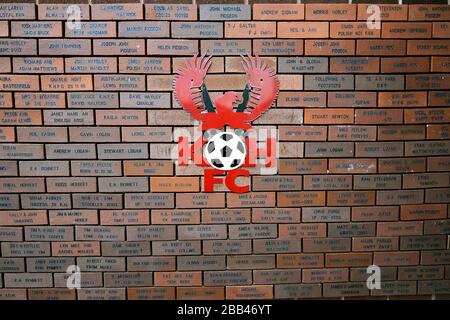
[203,131,247,171]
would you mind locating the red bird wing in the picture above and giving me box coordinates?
[240,54,279,122]
[172,54,214,121]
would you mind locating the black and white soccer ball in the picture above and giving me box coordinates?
[203,131,247,171]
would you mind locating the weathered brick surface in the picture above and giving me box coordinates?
[0,1,449,301]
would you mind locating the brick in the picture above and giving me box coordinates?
[278,191,325,207]
[38,4,89,20]
[0,39,37,56]
[4,273,52,288]
[374,251,420,266]
[171,22,222,38]
[399,266,445,281]
[145,4,197,21]
[305,40,355,56]
[177,287,224,300]
[355,141,403,157]
[0,289,26,300]
[405,141,450,157]
[277,253,324,269]
[357,4,407,21]
[253,4,304,20]
[408,40,450,56]
[200,4,250,20]
[356,75,404,91]
[78,288,125,300]
[329,125,376,141]
[303,238,351,253]
[328,191,375,206]
[328,222,376,237]
[128,256,175,272]
[102,241,150,257]
[13,58,63,75]
[225,21,275,38]
[128,287,175,300]
[28,288,76,301]
[275,284,321,299]
[303,268,348,283]
[49,210,98,226]
[403,173,449,189]
[0,75,39,91]
[407,74,450,90]
[279,125,327,142]
[382,22,431,38]
[229,224,277,240]
[326,252,372,268]
[253,239,301,254]
[302,207,350,223]
[203,240,251,256]
[202,209,250,224]
[119,21,169,38]
[148,39,198,56]
[254,269,301,285]
[352,237,399,251]
[381,57,430,73]
[154,271,201,287]
[226,285,273,300]
[0,161,17,176]
[377,221,423,237]
[72,193,122,210]
[278,57,328,73]
[304,75,354,91]
[278,22,328,38]
[227,255,274,270]
[379,157,426,174]
[306,4,355,20]
[119,58,170,75]
[0,178,44,193]
[304,109,354,125]
[93,39,145,56]
[152,241,200,256]
[0,194,19,210]
[12,21,61,37]
[178,225,227,240]
[253,39,303,56]
[429,91,450,107]
[279,223,326,239]
[26,257,74,272]
[0,92,12,108]
[68,92,118,109]
[278,159,325,175]
[0,3,35,20]
[227,192,275,208]
[0,210,47,226]
[427,124,450,139]
[328,92,377,108]
[253,208,299,224]
[331,22,380,38]
[408,5,450,21]
[427,156,450,172]
[0,21,7,36]
[0,143,44,160]
[91,3,143,20]
[39,39,90,56]
[377,190,424,205]
[0,228,22,241]
[433,22,450,38]
[357,39,406,56]
[354,174,401,190]
[330,57,379,73]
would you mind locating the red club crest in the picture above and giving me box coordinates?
[173,54,280,193]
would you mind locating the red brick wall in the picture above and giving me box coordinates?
[0,0,449,300]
